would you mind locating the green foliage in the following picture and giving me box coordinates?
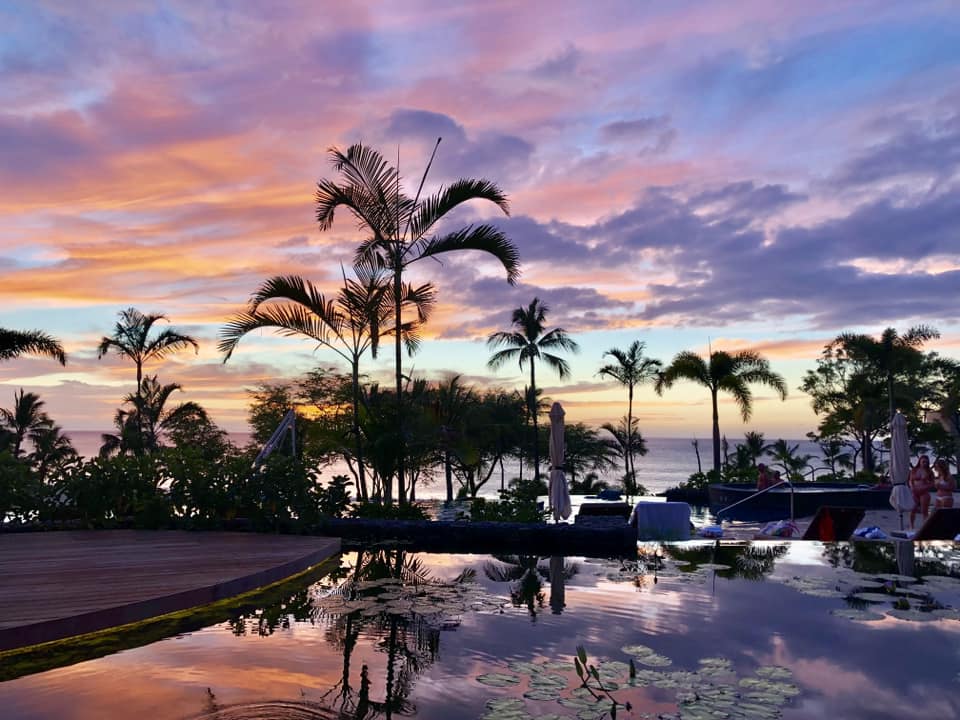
[677,469,723,492]
[0,450,38,522]
[469,477,549,523]
[317,475,352,518]
[350,501,429,520]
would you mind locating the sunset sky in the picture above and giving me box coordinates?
[2,1,959,439]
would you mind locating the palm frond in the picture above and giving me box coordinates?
[416,224,520,285]
[409,178,510,241]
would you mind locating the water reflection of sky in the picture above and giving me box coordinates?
[1,542,959,720]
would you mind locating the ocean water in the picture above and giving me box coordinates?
[62,431,828,498]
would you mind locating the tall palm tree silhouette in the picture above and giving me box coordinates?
[316,142,520,504]
[597,340,661,481]
[487,298,579,480]
[220,263,434,502]
[836,325,939,421]
[97,308,198,448]
[656,349,787,476]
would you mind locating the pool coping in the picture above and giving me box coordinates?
[0,532,340,652]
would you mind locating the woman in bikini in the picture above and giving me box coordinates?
[909,455,935,529]
[933,458,956,510]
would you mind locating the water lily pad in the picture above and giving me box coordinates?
[522,688,558,701]
[506,660,541,676]
[529,674,568,690]
[739,677,800,698]
[477,672,522,687]
[755,666,793,681]
[481,706,531,719]
[831,607,885,622]
[885,608,941,622]
[852,592,896,603]
[621,644,673,667]
[877,574,919,584]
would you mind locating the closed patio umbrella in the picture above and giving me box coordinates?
[889,411,914,530]
[548,402,572,521]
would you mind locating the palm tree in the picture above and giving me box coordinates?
[0,328,66,365]
[100,376,201,456]
[219,264,434,504]
[597,341,661,480]
[0,389,50,457]
[655,349,787,476]
[97,308,198,445]
[836,325,940,421]
[742,431,769,467]
[601,417,649,499]
[487,298,579,480]
[316,142,520,504]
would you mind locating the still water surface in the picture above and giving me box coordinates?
[3,542,959,719]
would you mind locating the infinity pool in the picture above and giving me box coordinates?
[2,541,959,719]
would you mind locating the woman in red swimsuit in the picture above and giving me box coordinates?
[909,455,934,529]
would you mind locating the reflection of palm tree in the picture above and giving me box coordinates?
[487,298,579,480]
[664,541,789,581]
[656,350,788,476]
[484,554,578,618]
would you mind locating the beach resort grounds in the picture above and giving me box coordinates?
[1,539,959,719]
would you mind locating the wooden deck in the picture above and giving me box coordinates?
[0,530,340,652]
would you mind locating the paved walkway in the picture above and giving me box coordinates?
[0,530,340,651]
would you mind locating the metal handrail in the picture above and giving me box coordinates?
[715,479,795,522]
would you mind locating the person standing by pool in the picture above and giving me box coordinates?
[757,463,772,490]
[909,455,935,528]
[933,459,955,510]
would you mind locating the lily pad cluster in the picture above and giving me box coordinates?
[769,569,960,624]
[478,646,801,719]
[312,575,506,624]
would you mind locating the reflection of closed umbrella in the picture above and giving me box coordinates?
[549,555,565,614]
[549,402,572,521]
[889,411,914,530]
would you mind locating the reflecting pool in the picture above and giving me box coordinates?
[2,541,959,719]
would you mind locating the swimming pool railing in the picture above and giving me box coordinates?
[714,479,795,522]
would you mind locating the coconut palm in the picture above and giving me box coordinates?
[0,328,66,365]
[97,308,198,445]
[0,389,50,458]
[741,431,769,467]
[317,142,520,503]
[29,423,77,481]
[835,325,940,421]
[99,376,202,456]
[597,340,661,480]
[487,298,579,480]
[219,264,434,503]
[655,350,787,476]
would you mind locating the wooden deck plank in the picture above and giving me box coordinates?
[0,530,340,651]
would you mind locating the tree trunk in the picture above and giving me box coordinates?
[444,449,453,503]
[711,388,721,476]
[626,383,634,479]
[352,361,368,502]
[393,257,404,506]
[530,363,540,480]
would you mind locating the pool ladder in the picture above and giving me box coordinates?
[715,479,795,523]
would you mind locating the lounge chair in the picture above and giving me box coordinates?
[891,508,960,541]
[801,506,865,541]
